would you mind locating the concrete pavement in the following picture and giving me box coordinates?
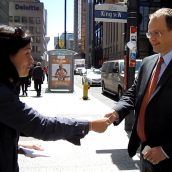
[18,81,140,172]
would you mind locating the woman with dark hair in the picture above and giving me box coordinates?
[0,25,111,172]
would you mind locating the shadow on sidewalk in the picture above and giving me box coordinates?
[96,149,140,170]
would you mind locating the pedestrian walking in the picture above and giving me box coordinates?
[44,65,48,82]
[20,77,29,96]
[103,8,172,172]
[32,62,44,97]
[0,24,111,172]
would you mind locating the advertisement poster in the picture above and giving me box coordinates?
[51,58,71,87]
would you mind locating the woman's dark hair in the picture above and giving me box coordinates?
[0,25,32,87]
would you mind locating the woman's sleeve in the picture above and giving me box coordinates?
[0,90,89,145]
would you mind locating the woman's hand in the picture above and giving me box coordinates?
[89,118,111,133]
[18,142,44,151]
[100,110,119,123]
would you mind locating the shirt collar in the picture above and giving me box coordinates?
[160,50,172,66]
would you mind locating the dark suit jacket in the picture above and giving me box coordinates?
[32,66,45,82]
[0,82,89,172]
[113,54,172,166]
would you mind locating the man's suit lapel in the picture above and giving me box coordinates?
[140,55,159,96]
[150,58,172,100]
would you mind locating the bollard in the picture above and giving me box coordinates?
[82,77,88,100]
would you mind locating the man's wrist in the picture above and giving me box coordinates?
[112,110,119,119]
[89,121,93,131]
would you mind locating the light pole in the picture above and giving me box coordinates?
[124,0,139,131]
[64,0,67,49]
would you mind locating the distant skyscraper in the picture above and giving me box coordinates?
[54,33,74,50]
[74,0,86,59]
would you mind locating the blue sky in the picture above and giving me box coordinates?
[40,0,74,50]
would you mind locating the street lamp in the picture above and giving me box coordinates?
[64,0,66,49]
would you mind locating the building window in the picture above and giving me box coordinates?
[23,26,27,31]
[36,17,41,24]
[29,17,34,24]
[9,16,13,22]
[36,36,41,43]
[32,36,35,43]
[32,46,35,52]
[22,17,27,23]
[14,16,20,22]
[140,6,149,32]
[36,46,41,52]
[36,27,41,34]
[29,26,34,33]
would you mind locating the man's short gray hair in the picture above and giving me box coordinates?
[37,62,41,66]
[149,8,172,31]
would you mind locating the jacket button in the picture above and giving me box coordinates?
[82,130,85,134]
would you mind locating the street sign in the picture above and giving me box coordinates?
[130,53,136,60]
[129,26,137,67]
[95,4,127,23]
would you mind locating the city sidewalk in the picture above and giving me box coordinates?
[18,81,140,172]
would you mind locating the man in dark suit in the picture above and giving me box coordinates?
[32,62,45,97]
[103,8,172,172]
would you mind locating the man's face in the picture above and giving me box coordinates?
[148,16,172,56]
[10,43,34,77]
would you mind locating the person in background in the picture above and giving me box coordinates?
[20,71,31,96]
[44,65,48,82]
[32,62,44,97]
[30,63,36,88]
[103,8,172,172]
[0,25,111,172]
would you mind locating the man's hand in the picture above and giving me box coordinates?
[143,146,167,164]
[89,118,111,133]
[100,110,119,123]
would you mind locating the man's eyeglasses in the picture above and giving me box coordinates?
[13,27,27,38]
[146,31,161,38]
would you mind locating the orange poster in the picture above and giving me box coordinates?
[51,58,71,86]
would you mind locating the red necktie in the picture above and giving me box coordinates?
[138,57,164,142]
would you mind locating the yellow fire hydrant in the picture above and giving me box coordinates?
[83,77,89,100]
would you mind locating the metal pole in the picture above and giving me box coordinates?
[64,0,67,49]
[92,0,95,67]
[124,0,139,131]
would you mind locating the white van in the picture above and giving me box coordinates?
[101,59,142,99]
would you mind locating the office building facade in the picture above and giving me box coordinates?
[74,0,86,59]
[9,0,46,63]
[85,0,172,68]
[0,0,9,24]
[85,0,125,68]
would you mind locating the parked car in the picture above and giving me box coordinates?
[82,69,101,86]
[79,68,87,76]
[101,59,142,99]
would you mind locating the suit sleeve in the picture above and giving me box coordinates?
[0,89,89,145]
[112,76,138,125]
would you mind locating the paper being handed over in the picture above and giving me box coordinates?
[19,146,51,158]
